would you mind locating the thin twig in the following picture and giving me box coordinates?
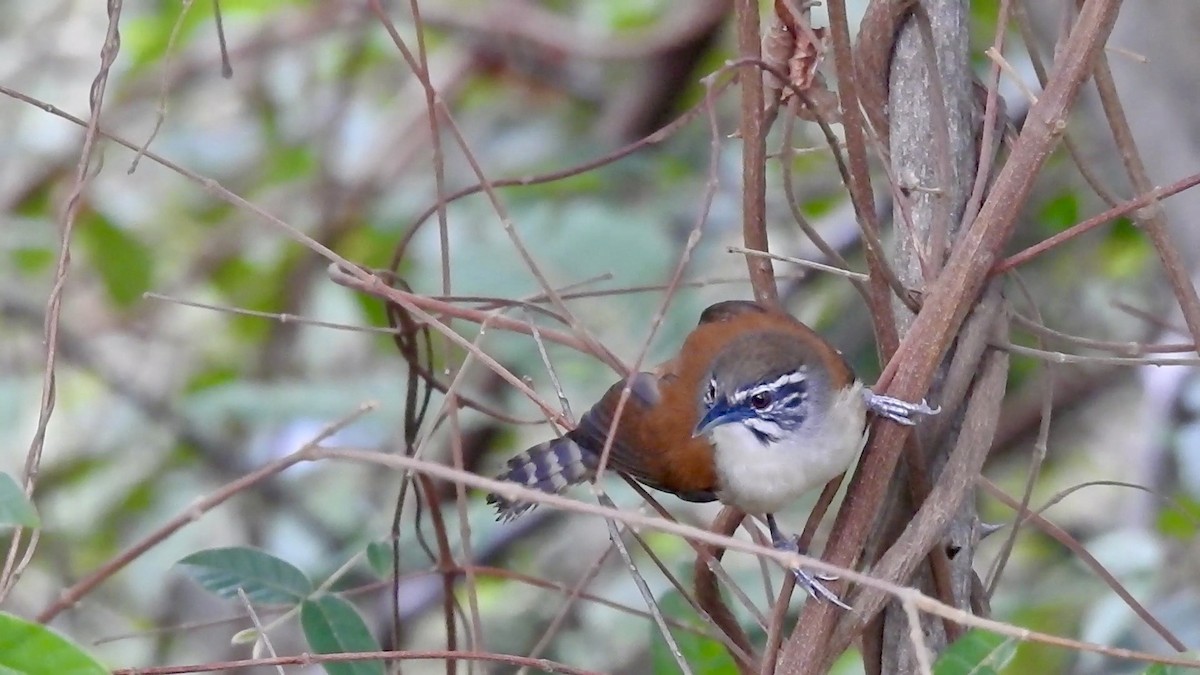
[979,478,1186,652]
[1089,31,1200,357]
[900,591,934,675]
[4,0,124,602]
[128,0,193,174]
[236,588,286,675]
[985,274,1054,598]
[308,446,1200,670]
[36,404,378,623]
[994,169,1200,274]
[1012,0,1122,207]
[727,246,870,281]
[595,494,694,675]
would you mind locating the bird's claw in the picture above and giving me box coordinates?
[862,389,940,426]
[771,535,850,609]
[795,569,852,610]
[978,520,1006,539]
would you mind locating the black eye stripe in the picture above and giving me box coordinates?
[778,393,804,407]
[744,417,783,443]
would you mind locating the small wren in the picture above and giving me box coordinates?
[487,300,936,605]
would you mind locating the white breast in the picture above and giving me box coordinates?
[710,382,867,514]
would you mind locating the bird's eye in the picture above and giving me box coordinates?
[749,391,772,410]
[703,380,716,406]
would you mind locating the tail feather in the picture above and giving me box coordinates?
[487,435,596,521]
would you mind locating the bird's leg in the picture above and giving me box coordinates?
[764,514,850,610]
[862,388,940,426]
[764,514,837,582]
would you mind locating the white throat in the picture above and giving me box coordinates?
[708,381,867,514]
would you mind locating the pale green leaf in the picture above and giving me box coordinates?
[176,546,312,603]
[300,596,385,675]
[0,473,39,530]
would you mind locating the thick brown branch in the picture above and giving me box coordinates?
[776,1,1124,671]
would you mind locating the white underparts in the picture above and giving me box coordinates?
[709,381,867,514]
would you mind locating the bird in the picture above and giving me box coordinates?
[486,300,936,606]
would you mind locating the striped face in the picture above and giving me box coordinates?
[694,367,811,445]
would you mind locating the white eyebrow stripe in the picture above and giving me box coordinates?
[763,369,807,390]
[733,369,808,402]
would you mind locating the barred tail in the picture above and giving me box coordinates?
[487,435,596,521]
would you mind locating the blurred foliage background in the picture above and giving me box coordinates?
[3,0,1200,673]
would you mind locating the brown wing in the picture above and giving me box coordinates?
[569,372,672,489]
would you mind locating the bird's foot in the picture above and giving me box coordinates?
[770,536,850,610]
[862,388,940,426]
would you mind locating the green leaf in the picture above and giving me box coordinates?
[0,611,108,674]
[11,247,55,275]
[364,541,394,579]
[264,144,316,184]
[0,473,39,529]
[77,212,153,308]
[124,9,208,71]
[300,596,385,675]
[1156,494,1200,540]
[184,366,240,394]
[651,590,739,675]
[934,629,1017,675]
[800,193,840,219]
[210,254,286,342]
[1101,216,1151,278]
[176,547,313,603]
[1037,192,1079,234]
